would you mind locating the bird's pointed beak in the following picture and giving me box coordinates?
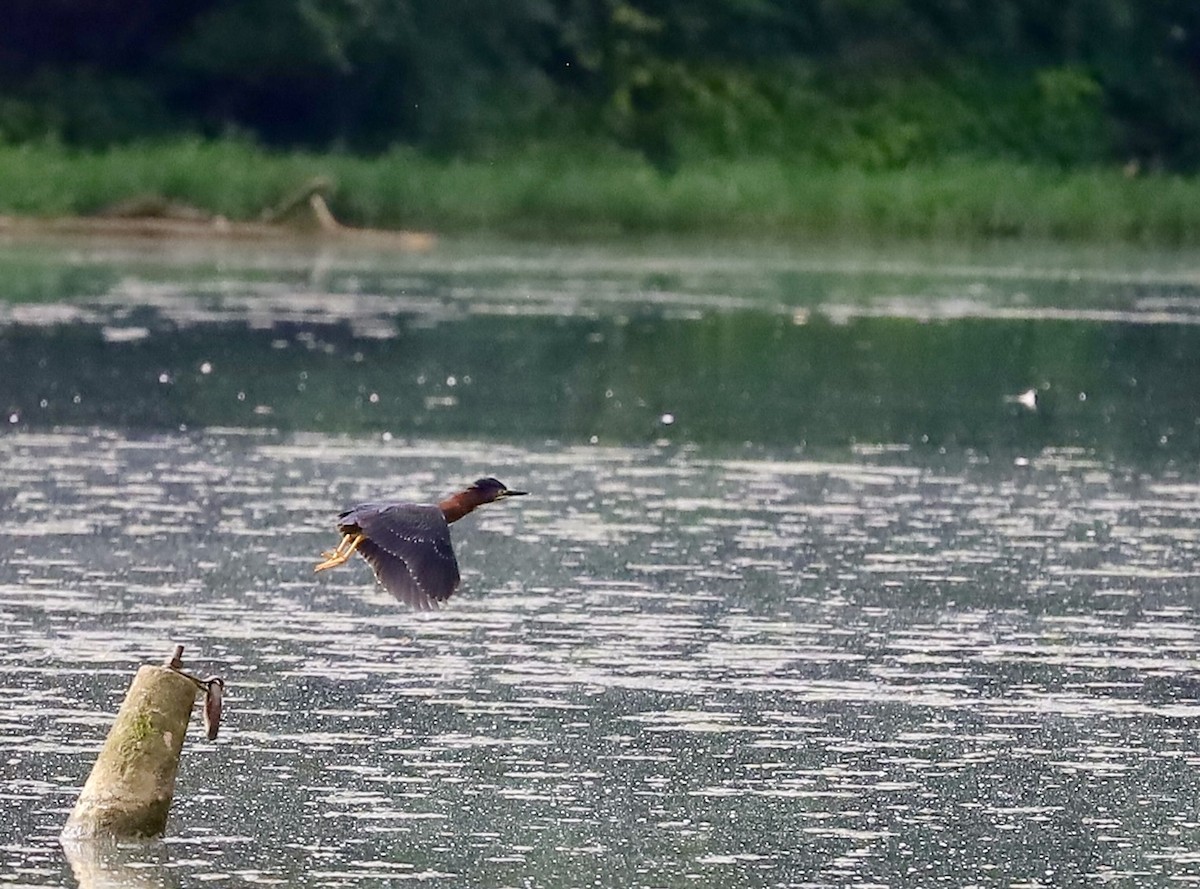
[500,489,528,498]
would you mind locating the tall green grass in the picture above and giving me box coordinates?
[0,139,1198,243]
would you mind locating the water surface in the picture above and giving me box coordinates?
[2,237,1200,887]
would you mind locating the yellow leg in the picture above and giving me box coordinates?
[318,535,351,562]
[314,533,365,573]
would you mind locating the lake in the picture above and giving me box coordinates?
[3,235,1200,887]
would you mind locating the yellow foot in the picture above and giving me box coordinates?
[314,533,365,573]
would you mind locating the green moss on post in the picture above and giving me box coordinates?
[61,664,200,840]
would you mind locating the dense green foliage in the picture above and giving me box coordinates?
[3,1,1199,170]
[5,140,1200,242]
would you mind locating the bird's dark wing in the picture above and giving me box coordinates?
[340,503,460,608]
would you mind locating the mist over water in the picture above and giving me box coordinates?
[3,238,1200,887]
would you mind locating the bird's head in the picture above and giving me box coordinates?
[469,477,528,504]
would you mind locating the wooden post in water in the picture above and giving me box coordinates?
[61,646,205,841]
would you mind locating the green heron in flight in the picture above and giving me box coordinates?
[314,477,527,609]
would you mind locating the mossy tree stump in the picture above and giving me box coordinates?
[61,659,202,841]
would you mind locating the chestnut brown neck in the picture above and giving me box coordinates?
[438,489,486,524]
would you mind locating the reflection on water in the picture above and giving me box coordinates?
[2,239,1200,887]
[4,431,1200,886]
[60,840,178,889]
[1,239,1200,459]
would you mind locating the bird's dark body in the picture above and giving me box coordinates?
[336,502,460,609]
[315,477,526,609]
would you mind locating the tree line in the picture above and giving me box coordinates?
[2,0,1198,170]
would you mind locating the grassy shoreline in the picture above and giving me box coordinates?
[1,140,1198,244]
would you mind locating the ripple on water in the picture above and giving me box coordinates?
[4,431,1200,885]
